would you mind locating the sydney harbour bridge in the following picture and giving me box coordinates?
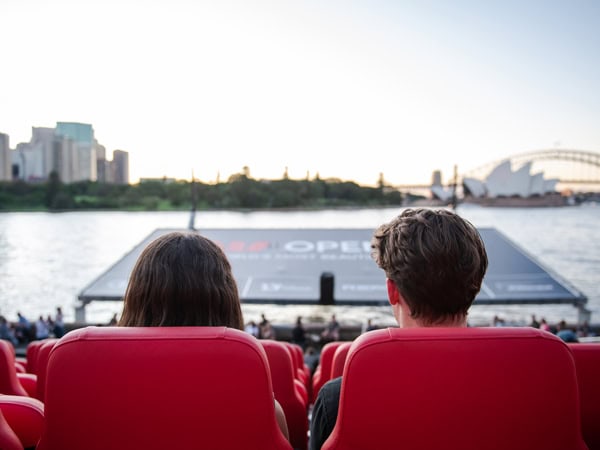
[395,149,600,192]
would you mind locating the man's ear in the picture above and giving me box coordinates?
[387,278,400,305]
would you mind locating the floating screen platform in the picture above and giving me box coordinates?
[79,227,587,308]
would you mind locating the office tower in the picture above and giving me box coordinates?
[0,133,10,181]
[95,142,108,182]
[15,141,44,181]
[52,136,79,184]
[112,150,129,185]
[55,122,97,181]
[31,127,56,177]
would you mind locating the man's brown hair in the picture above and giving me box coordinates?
[371,208,488,324]
[119,231,243,330]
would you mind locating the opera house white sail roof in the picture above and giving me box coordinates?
[462,160,558,199]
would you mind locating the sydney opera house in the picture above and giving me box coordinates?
[432,160,565,206]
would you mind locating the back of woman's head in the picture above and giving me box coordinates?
[119,232,243,329]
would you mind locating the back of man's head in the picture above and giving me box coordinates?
[371,208,488,325]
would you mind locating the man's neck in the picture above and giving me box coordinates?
[403,316,468,328]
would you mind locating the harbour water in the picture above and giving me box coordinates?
[0,205,598,328]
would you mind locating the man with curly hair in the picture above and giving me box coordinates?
[309,208,488,450]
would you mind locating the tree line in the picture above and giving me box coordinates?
[0,170,419,211]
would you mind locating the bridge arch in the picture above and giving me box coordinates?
[465,149,600,185]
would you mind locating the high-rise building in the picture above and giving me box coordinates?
[15,141,45,181]
[55,122,97,182]
[112,150,130,185]
[95,142,110,183]
[0,133,11,181]
[31,127,56,177]
[52,136,79,184]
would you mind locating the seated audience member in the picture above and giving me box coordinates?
[261,322,277,340]
[118,231,289,440]
[556,320,579,343]
[321,314,340,343]
[259,313,270,338]
[529,314,540,328]
[292,316,307,348]
[361,318,377,333]
[304,346,319,375]
[539,318,551,332]
[310,208,488,450]
[244,320,260,338]
[53,307,65,337]
[15,312,32,344]
[36,315,50,340]
[0,316,17,346]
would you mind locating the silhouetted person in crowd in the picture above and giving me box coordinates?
[260,321,276,340]
[0,316,17,346]
[492,315,505,327]
[259,313,270,338]
[244,320,260,338]
[310,208,488,450]
[36,315,50,340]
[304,346,319,375]
[362,318,377,333]
[118,231,289,441]
[529,314,540,328]
[53,307,65,338]
[577,320,593,338]
[15,312,32,344]
[556,320,579,343]
[292,316,307,349]
[321,314,340,342]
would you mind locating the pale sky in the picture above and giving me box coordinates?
[1,0,599,185]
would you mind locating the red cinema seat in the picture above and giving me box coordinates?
[0,395,44,449]
[2,341,37,397]
[330,342,351,379]
[3,342,26,374]
[25,341,45,375]
[0,409,22,450]
[288,343,311,382]
[0,341,29,397]
[283,343,310,398]
[34,339,59,402]
[37,327,291,450]
[289,347,309,386]
[261,340,308,450]
[323,327,587,450]
[570,343,600,450]
[312,341,344,402]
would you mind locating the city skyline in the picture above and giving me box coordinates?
[0,123,129,185]
[1,0,599,186]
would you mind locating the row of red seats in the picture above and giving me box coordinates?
[313,329,600,450]
[1,329,309,450]
[1,327,599,449]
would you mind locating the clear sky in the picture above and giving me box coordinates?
[1,0,599,185]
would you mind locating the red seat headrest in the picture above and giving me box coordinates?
[38,326,291,450]
[324,327,587,450]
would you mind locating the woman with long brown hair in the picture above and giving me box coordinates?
[119,231,289,439]
[119,231,243,329]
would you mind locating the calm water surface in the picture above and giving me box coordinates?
[0,205,598,327]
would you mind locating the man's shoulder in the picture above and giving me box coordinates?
[320,376,342,400]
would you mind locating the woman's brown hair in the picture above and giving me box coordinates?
[119,231,243,330]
